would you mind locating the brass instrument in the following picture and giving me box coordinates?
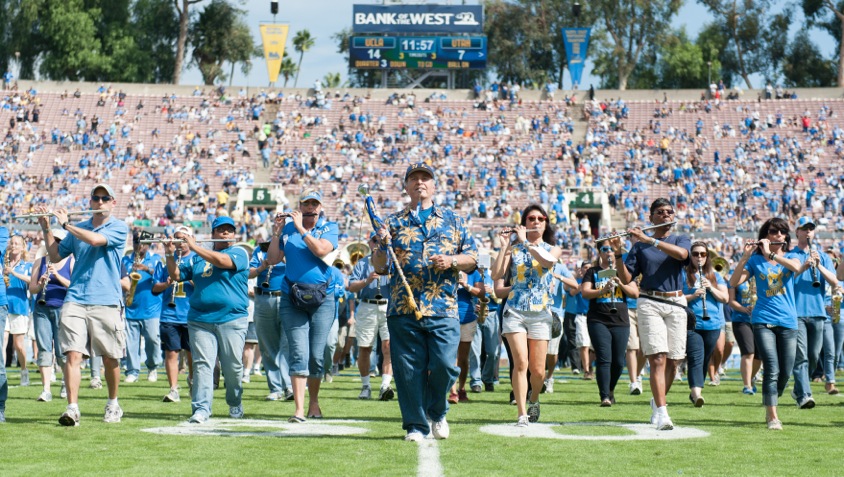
[595,221,678,243]
[125,253,142,307]
[833,293,842,324]
[15,209,107,220]
[330,241,371,268]
[167,250,181,308]
[747,273,757,311]
[36,257,52,306]
[476,253,491,324]
[709,249,730,278]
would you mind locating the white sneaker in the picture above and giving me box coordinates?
[767,419,783,430]
[241,374,251,384]
[0,410,4,423]
[543,378,554,394]
[252,367,263,376]
[266,392,283,401]
[103,404,123,424]
[358,385,372,400]
[37,391,53,402]
[674,371,683,382]
[649,398,658,425]
[125,374,138,383]
[431,418,450,439]
[147,369,158,382]
[20,368,29,386]
[629,381,642,395]
[89,377,103,389]
[59,407,80,427]
[405,430,426,442]
[797,395,816,409]
[163,389,180,402]
[229,405,244,419]
[60,382,67,399]
[515,415,529,427]
[656,412,674,431]
[188,412,208,424]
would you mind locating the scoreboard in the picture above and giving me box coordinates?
[349,36,487,70]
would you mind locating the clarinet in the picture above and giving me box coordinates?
[607,254,618,314]
[698,262,710,320]
[810,241,821,288]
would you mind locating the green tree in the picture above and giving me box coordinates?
[174,0,207,85]
[190,0,255,85]
[280,53,297,88]
[132,0,180,83]
[292,29,315,88]
[322,72,343,88]
[38,0,110,80]
[658,28,722,89]
[801,0,844,85]
[782,29,836,87]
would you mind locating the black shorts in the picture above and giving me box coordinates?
[733,321,755,356]
[160,322,191,352]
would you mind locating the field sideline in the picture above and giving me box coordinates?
[0,366,842,476]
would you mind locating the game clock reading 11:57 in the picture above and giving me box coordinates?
[349,36,487,70]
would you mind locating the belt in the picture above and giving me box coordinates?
[254,288,282,296]
[362,299,388,305]
[642,290,683,298]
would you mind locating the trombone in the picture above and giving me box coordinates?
[15,210,107,220]
[595,221,678,243]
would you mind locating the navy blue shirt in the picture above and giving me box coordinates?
[624,234,691,292]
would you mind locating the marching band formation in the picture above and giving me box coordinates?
[1,173,842,437]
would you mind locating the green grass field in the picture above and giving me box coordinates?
[1,366,842,476]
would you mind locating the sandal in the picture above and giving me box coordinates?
[287,416,307,424]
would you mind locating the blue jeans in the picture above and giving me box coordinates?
[279,293,336,378]
[686,329,721,389]
[834,321,844,370]
[33,304,63,367]
[810,320,836,383]
[587,322,629,400]
[754,324,798,407]
[188,318,248,418]
[125,318,162,377]
[323,318,339,373]
[387,314,459,435]
[792,316,825,399]
[469,310,500,387]
[0,306,7,411]
[254,295,291,394]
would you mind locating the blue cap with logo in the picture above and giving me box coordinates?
[404,162,435,181]
[212,216,236,230]
[796,216,816,230]
[299,190,322,204]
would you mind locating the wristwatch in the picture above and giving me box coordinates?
[451,256,458,269]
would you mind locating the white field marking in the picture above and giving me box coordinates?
[416,438,443,477]
[141,418,369,438]
[479,422,710,441]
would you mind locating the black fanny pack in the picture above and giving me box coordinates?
[286,278,328,309]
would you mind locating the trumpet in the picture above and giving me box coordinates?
[595,221,678,243]
[833,294,843,324]
[167,251,181,308]
[36,258,52,306]
[15,209,108,220]
[476,254,491,324]
[125,254,142,307]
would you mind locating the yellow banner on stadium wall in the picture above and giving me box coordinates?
[260,24,289,84]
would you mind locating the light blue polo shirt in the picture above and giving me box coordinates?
[58,217,129,305]
[279,218,338,294]
[786,246,834,319]
[179,246,249,323]
[744,254,798,329]
[160,251,195,324]
[249,247,286,291]
[122,251,168,320]
[549,263,573,313]
[681,269,725,331]
[7,261,32,315]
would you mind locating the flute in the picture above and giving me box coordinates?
[596,221,678,243]
[500,227,544,234]
[276,212,318,219]
[139,239,235,244]
[15,209,108,219]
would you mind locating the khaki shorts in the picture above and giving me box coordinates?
[724,322,736,345]
[627,308,640,350]
[355,301,388,348]
[575,314,591,348]
[460,320,478,343]
[338,322,355,343]
[59,303,126,360]
[636,296,687,360]
[502,306,552,341]
[5,313,28,335]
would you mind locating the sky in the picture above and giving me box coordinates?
[179,0,837,90]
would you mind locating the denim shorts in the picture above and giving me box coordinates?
[160,322,191,352]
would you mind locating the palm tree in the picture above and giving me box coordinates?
[280,55,297,87]
[322,72,343,88]
[292,29,315,88]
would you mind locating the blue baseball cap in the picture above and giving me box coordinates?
[404,162,435,181]
[212,216,236,230]
[796,216,816,230]
[299,190,322,204]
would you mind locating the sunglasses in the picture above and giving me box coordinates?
[600,246,612,253]
[767,228,787,235]
[691,251,708,257]
[526,216,546,223]
[653,209,674,216]
[91,195,113,203]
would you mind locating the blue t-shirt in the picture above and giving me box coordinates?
[682,269,725,331]
[179,247,249,323]
[279,218,339,294]
[564,277,589,314]
[457,270,481,324]
[122,251,168,320]
[249,247,286,291]
[160,251,195,324]
[59,217,129,305]
[730,279,752,323]
[624,234,692,292]
[549,263,573,313]
[744,254,797,329]
[350,255,390,300]
[7,261,32,315]
[786,246,834,319]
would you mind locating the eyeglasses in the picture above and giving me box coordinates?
[526,216,546,223]
[653,209,674,216]
[691,251,708,257]
[91,195,113,203]
[768,228,787,235]
[600,246,612,253]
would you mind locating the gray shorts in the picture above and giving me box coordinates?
[59,303,126,360]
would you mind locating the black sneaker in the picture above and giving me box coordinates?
[484,383,495,392]
[470,385,482,393]
[527,401,540,423]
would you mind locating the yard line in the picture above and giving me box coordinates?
[416,439,444,477]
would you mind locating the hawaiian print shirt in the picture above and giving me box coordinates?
[507,241,554,312]
[384,205,478,319]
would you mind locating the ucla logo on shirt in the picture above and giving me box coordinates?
[201,262,214,278]
[762,269,787,297]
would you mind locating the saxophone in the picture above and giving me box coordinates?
[476,253,491,324]
[125,253,142,307]
[833,293,843,324]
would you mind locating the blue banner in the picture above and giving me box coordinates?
[562,28,591,88]
[353,5,483,34]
